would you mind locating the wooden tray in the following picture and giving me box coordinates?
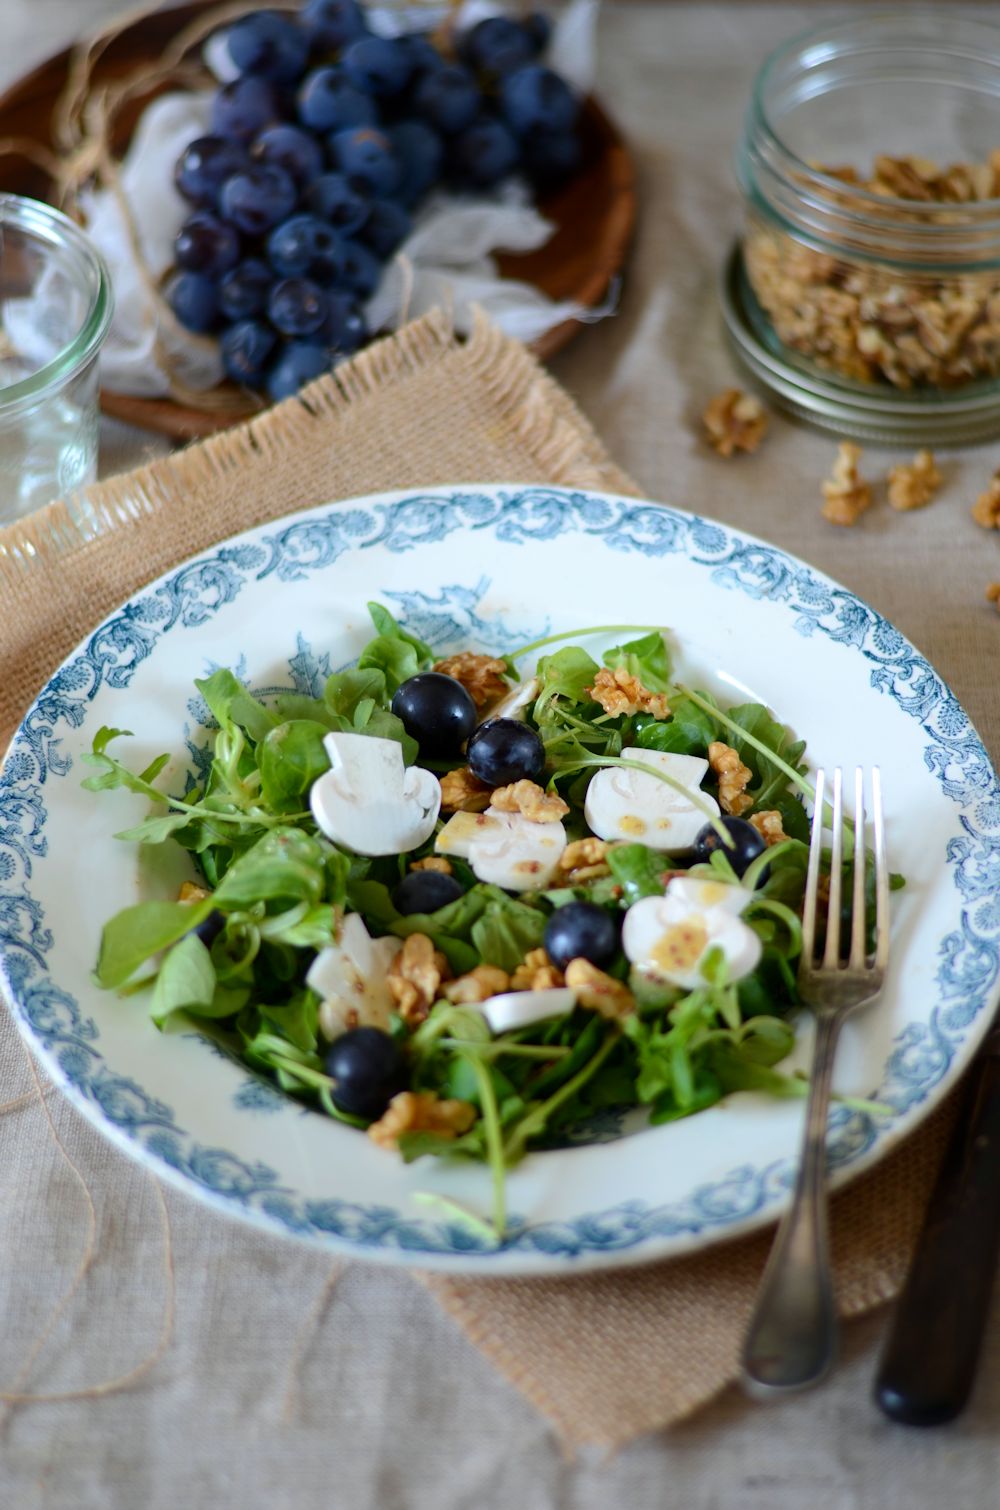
[0,2,636,440]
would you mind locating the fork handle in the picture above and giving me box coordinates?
[741,1012,841,1395]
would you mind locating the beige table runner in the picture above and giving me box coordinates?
[0,310,957,1451]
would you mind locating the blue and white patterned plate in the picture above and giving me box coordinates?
[2,485,998,1275]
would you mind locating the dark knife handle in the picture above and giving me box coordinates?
[875,1051,1000,1426]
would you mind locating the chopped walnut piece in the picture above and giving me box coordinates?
[708,741,753,817]
[179,881,210,903]
[749,810,788,847]
[386,933,449,1027]
[368,1091,477,1150]
[432,651,509,710]
[439,766,493,813]
[557,837,613,883]
[887,449,942,511]
[821,442,872,527]
[564,958,635,1020]
[587,666,671,720]
[490,780,569,824]
[444,964,510,1004]
[972,469,1000,529]
[410,855,453,875]
[986,583,1000,610]
[702,388,769,457]
[510,947,564,992]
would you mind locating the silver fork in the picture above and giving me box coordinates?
[741,766,890,1396]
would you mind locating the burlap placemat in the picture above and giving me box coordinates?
[0,309,953,1451]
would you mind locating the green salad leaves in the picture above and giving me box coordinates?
[85,604,896,1241]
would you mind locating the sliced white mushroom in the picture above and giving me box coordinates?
[584,747,720,851]
[622,876,761,991]
[306,912,400,1040]
[435,807,567,891]
[310,731,440,857]
[484,674,541,722]
[480,987,577,1034]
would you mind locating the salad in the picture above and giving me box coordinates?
[86,604,893,1238]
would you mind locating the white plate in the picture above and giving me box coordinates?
[2,485,998,1275]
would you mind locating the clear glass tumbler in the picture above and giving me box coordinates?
[0,194,113,525]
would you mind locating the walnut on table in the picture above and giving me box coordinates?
[972,469,1000,529]
[587,666,671,720]
[702,388,769,457]
[887,449,941,511]
[986,584,1000,612]
[821,442,872,527]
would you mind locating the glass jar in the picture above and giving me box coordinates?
[0,194,113,525]
[734,12,1000,431]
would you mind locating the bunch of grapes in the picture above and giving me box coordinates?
[168,1,583,402]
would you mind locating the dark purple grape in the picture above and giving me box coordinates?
[388,119,444,206]
[524,12,553,51]
[165,271,219,333]
[306,290,366,353]
[298,66,378,133]
[466,718,545,786]
[392,869,465,916]
[328,126,401,196]
[337,239,382,298]
[691,818,767,878]
[522,129,582,187]
[220,318,278,386]
[192,909,225,947]
[323,1027,407,1119]
[341,35,413,97]
[267,341,332,400]
[226,11,310,84]
[268,277,328,336]
[301,0,368,51]
[451,118,519,186]
[174,135,248,206]
[174,212,241,276]
[460,17,538,75]
[401,34,444,79]
[220,165,298,234]
[544,902,621,972]
[414,65,480,135]
[267,214,346,281]
[211,76,282,143]
[500,65,578,136]
[359,198,411,258]
[218,258,273,321]
[390,673,477,757]
[252,123,325,188]
[303,172,370,235]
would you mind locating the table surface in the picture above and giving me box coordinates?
[5,3,1000,1506]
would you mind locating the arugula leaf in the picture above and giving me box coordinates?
[630,695,716,757]
[258,720,331,809]
[82,727,167,798]
[194,669,279,744]
[607,843,669,904]
[261,991,320,1055]
[469,893,547,973]
[603,630,671,692]
[150,934,218,1028]
[272,693,347,731]
[96,899,213,988]
[535,646,600,708]
[356,604,434,695]
[721,702,807,810]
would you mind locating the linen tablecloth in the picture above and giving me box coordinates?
[3,3,1000,1506]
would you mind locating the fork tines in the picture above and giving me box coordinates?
[801,767,889,975]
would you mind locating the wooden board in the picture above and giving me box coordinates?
[0,2,636,440]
